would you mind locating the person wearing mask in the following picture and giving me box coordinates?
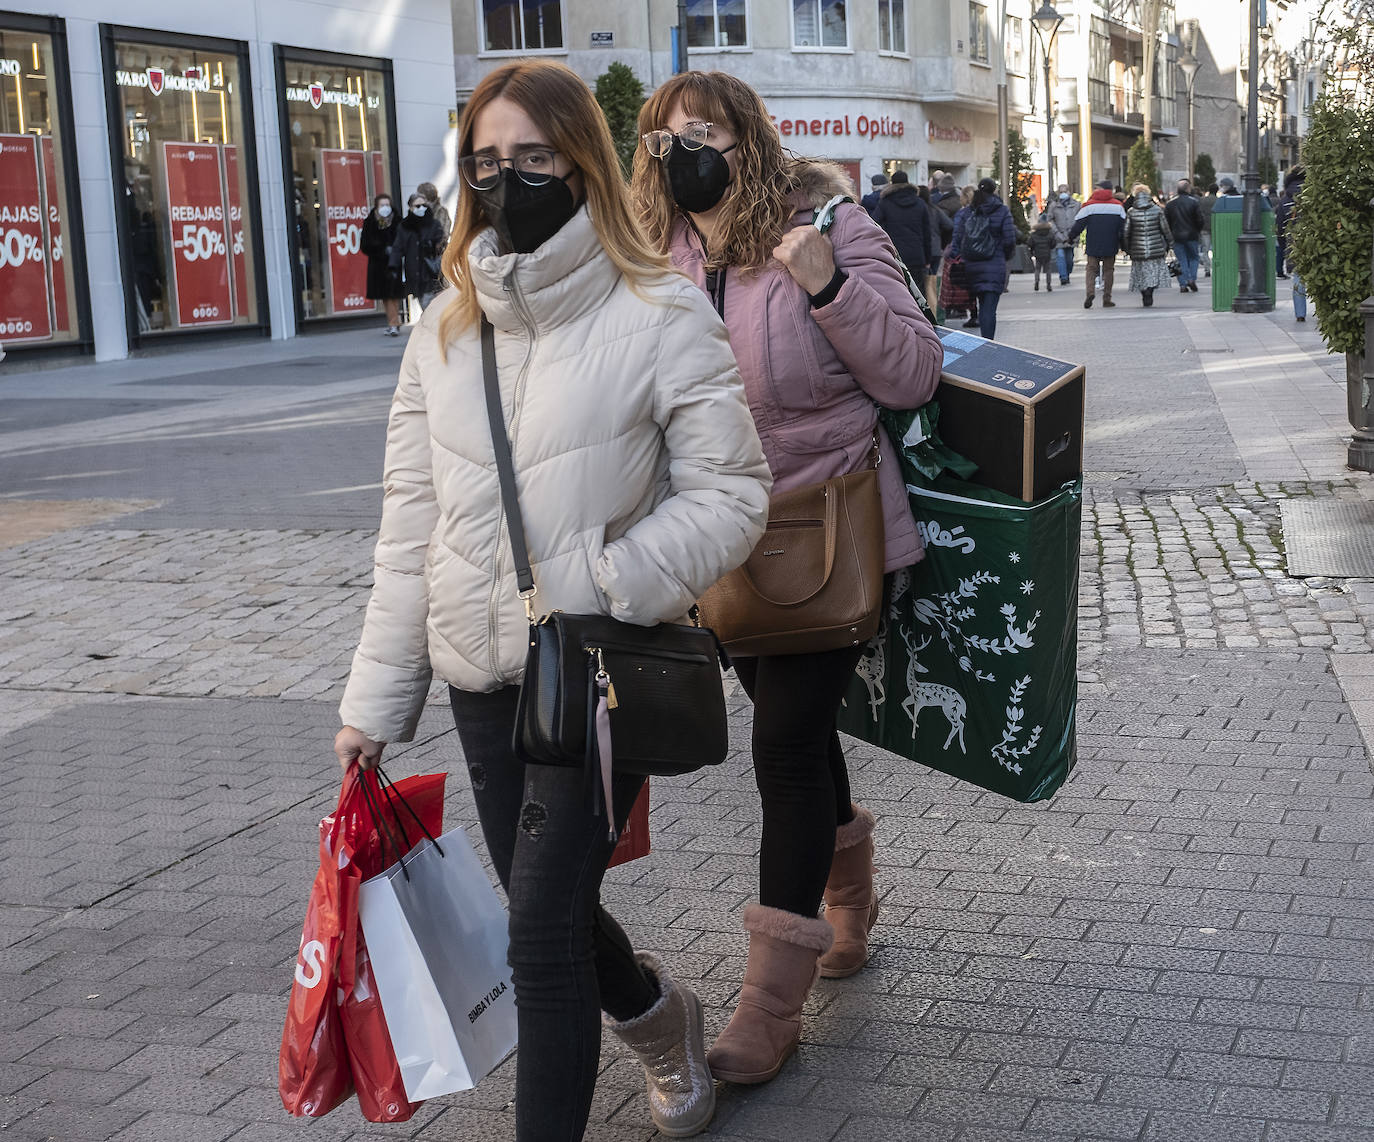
[1164,179,1204,294]
[1068,180,1127,309]
[1198,182,1219,279]
[1045,184,1079,285]
[1218,176,1242,197]
[396,192,447,310]
[948,177,1016,340]
[874,170,933,288]
[361,193,406,335]
[860,172,888,218]
[1123,183,1174,307]
[414,179,452,238]
[334,59,773,1142]
[632,69,942,1088]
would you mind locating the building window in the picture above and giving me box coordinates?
[103,26,264,341]
[274,47,398,324]
[481,1,564,53]
[969,3,989,63]
[1005,15,1025,73]
[688,0,749,48]
[878,0,907,53]
[0,15,88,349]
[794,0,847,48]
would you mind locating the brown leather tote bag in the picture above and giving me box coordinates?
[696,466,885,657]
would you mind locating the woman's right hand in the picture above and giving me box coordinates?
[335,725,385,773]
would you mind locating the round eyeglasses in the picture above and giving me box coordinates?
[460,148,560,190]
[640,122,714,161]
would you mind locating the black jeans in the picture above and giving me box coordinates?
[448,686,657,1142]
[732,642,865,918]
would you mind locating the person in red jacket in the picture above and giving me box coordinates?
[1068,180,1127,309]
[633,69,943,1088]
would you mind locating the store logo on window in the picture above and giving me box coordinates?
[309,83,324,110]
[115,66,212,95]
[0,59,20,77]
[147,67,164,96]
[286,83,362,109]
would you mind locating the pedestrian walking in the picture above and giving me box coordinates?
[396,192,446,311]
[1164,179,1204,294]
[943,184,979,326]
[874,170,934,285]
[930,173,963,238]
[948,177,1016,340]
[860,172,888,218]
[414,180,451,239]
[1045,183,1079,284]
[1027,218,1055,292]
[1123,183,1174,307]
[1198,183,1217,278]
[361,194,406,336]
[1068,180,1126,309]
[632,68,942,1088]
[1277,167,1305,321]
[335,59,773,1142]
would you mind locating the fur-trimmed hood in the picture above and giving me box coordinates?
[788,159,858,214]
[878,181,920,201]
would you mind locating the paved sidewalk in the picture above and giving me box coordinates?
[4,280,1374,1141]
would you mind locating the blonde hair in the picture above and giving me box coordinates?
[631,71,800,273]
[438,60,670,354]
[1130,183,1151,197]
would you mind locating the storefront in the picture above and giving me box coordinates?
[273,47,399,328]
[762,97,923,192]
[0,0,454,363]
[0,11,90,352]
[101,25,267,346]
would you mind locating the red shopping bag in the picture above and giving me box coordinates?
[607,782,650,868]
[280,767,447,1121]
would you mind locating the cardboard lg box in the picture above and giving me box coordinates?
[931,328,1084,502]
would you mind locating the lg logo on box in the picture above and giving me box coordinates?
[295,939,327,988]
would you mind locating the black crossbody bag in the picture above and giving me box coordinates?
[479,320,729,836]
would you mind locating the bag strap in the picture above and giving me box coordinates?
[481,318,539,622]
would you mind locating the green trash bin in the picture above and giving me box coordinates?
[1210,196,1275,311]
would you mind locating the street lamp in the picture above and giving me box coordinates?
[1030,1,1064,205]
[1234,0,1273,312]
[1179,48,1200,184]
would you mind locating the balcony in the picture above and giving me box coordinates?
[1276,113,1299,141]
[1085,78,1178,132]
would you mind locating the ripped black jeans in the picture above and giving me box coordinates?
[448,685,657,1142]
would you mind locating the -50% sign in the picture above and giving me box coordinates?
[331,222,362,257]
[177,224,227,263]
[0,227,44,269]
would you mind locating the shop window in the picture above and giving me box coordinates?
[687,0,749,48]
[878,0,907,54]
[275,47,398,324]
[103,28,263,339]
[793,0,848,48]
[0,17,86,348]
[482,1,564,53]
[969,2,989,63]
[1005,15,1024,73]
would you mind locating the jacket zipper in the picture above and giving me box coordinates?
[485,273,540,684]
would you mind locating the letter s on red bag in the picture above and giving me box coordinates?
[295,939,327,989]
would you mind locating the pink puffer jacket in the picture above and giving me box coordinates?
[667,161,943,572]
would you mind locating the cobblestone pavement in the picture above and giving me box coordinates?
[4,286,1374,1141]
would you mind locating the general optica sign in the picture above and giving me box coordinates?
[320,148,372,315]
[163,141,233,327]
[0,133,52,343]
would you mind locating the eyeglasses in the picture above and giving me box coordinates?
[460,147,560,190]
[641,122,714,160]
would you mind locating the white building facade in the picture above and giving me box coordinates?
[454,1,1038,194]
[0,0,456,362]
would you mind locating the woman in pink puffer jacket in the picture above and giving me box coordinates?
[633,71,943,1088]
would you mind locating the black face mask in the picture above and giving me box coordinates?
[476,167,579,254]
[666,142,736,214]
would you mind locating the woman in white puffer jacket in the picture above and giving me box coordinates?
[333,61,771,1142]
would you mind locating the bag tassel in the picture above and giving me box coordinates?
[594,680,617,843]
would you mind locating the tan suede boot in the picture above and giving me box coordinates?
[706,904,834,1085]
[818,805,879,979]
[603,954,715,1138]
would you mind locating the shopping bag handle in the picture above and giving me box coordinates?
[357,768,414,881]
[375,765,445,858]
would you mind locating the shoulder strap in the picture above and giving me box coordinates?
[814,193,854,235]
[480,318,537,616]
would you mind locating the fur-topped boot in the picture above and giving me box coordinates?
[603,954,715,1137]
[818,805,879,978]
[706,905,834,1085]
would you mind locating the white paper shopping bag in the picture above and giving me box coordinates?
[357,827,517,1100]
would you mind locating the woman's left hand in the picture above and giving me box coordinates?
[773,228,837,296]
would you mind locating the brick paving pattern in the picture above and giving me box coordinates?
[3,288,1374,1140]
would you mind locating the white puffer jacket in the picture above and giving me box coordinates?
[338,207,772,744]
